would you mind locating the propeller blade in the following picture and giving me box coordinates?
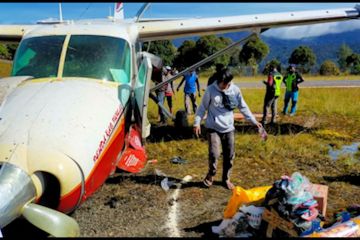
[22,203,80,237]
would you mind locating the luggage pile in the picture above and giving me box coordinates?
[212,171,360,238]
[260,172,323,237]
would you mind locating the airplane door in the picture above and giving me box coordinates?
[134,57,152,140]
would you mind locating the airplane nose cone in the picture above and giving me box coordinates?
[0,163,36,227]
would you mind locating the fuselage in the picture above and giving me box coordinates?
[0,20,142,216]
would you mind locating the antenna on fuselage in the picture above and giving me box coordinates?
[59,3,63,22]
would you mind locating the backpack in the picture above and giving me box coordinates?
[221,92,238,111]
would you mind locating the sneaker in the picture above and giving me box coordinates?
[290,113,295,117]
[223,180,235,190]
[203,175,213,188]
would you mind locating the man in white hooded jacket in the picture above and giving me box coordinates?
[194,68,262,190]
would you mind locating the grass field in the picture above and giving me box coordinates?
[146,87,360,221]
[0,60,12,78]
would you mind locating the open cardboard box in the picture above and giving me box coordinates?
[308,184,328,217]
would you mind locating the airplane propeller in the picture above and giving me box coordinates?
[22,203,80,237]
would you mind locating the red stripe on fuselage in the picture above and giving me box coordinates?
[57,109,127,213]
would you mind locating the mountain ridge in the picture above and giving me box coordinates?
[172,29,360,70]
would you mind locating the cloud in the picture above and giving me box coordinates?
[263,20,360,39]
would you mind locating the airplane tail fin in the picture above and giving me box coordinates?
[114,2,124,20]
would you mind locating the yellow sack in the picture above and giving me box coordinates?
[223,185,272,219]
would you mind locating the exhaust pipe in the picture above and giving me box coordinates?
[0,163,36,228]
[0,163,80,237]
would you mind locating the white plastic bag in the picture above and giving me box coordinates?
[240,205,265,229]
[160,177,175,192]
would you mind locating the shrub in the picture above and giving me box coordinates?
[319,60,340,76]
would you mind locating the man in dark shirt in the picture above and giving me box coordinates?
[282,64,305,116]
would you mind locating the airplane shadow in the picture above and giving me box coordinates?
[146,122,313,143]
[323,172,360,186]
[183,219,222,238]
[234,122,313,136]
[2,218,49,238]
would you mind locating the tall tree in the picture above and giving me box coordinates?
[193,35,233,70]
[0,44,9,59]
[173,40,196,70]
[288,46,316,74]
[346,53,360,75]
[262,59,282,75]
[6,43,18,60]
[337,43,353,72]
[239,35,269,75]
[142,40,177,66]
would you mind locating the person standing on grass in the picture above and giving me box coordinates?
[282,64,304,116]
[193,68,263,190]
[153,66,167,125]
[177,69,201,115]
[164,66,175,114]
[261,66,283,125]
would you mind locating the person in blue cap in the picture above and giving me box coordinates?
[282,64,304,116]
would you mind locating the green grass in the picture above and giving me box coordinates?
[146,87,360,219]
[0,60,12,78]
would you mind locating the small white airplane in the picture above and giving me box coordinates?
[0,2,359,237]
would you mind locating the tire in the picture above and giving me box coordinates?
[174,110,189,128]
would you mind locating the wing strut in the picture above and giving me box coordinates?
[135,3,151,22]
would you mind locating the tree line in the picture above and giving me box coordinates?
[1,36,359,75]
[142,35,360,76]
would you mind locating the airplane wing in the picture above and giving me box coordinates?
[0,25,36,43]
[136,6,360,42]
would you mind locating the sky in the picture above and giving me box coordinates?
[0,2,359,39]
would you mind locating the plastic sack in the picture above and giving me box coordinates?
[213,212,252,237]
[240,205,265,229]
[160,177,175,191]
[224,185,272,219]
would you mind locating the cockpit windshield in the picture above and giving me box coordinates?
[12,36,64,78]
[63,35,131,83]
[12,35,131,83]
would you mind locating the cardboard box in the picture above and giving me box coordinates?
[308,184,328,217]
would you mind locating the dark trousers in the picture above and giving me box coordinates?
[156,91,166,122]
[262,93,278,123]
[166,95,173,112]
[184,93,197,114]
[207,129,235,182]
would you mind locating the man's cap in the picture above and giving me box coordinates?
[165,66,171,70]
